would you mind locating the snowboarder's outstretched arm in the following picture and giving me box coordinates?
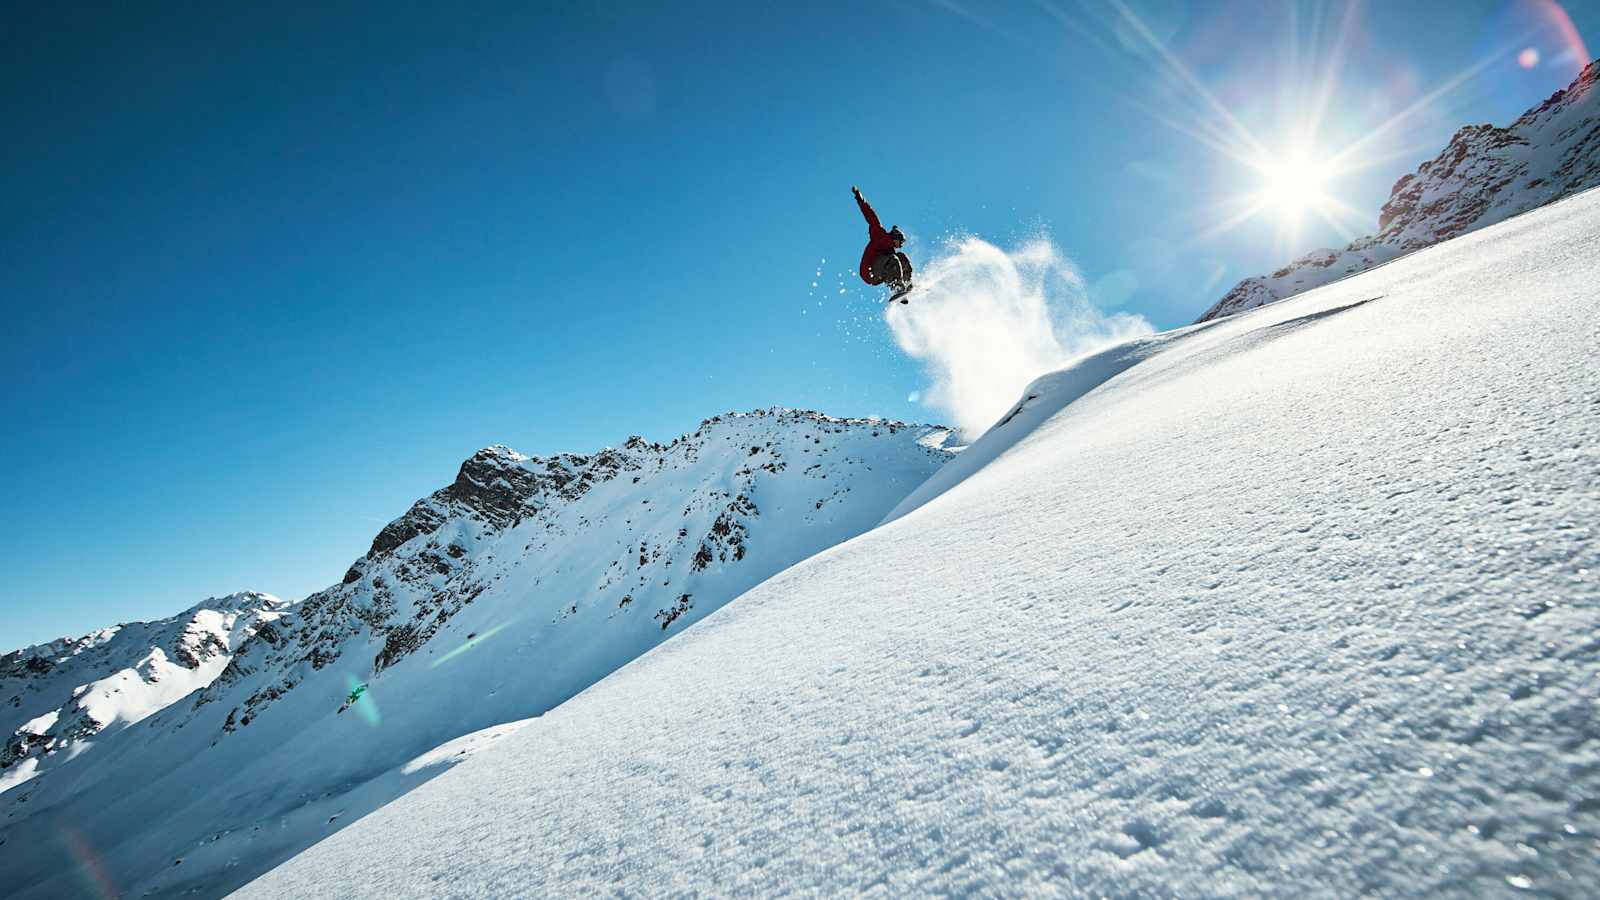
[853,185,885,236]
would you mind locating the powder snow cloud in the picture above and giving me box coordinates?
[887,236,1154,438]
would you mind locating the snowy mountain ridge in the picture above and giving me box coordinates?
[1198,58,1600,321]
[1,592,287,796]
[0,408,955,899]
[197,408,954,734]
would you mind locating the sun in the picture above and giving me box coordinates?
[1098,0,1587,259]
[1256,151,1334,220]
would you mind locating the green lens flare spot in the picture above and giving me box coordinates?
[344,674,381,727]
[429,622,510,669]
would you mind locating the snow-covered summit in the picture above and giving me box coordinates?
[245,185,1599,898]
[202,408,954,733]
[1198,58,1600,322]
[1,591,286,795]
[0,409,954,898]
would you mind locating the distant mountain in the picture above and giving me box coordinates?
[0,408,954,899]
[1,592,286,795]
[1198,59,1600,322]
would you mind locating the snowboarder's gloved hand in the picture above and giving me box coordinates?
[852,185,861,197]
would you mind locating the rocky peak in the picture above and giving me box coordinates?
[2,591,284,793]
[356,411,928,573]
[211,409,953,731]
[175,590,283,619]
[1511,58,1599,130]
[0,652,56,677]
[361,443,631,563]
[170,595,283,669]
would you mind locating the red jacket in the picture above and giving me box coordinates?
[855,192,897,283]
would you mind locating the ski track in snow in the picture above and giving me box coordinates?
[241,189,1600,897]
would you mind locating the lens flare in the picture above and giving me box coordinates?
[344,674,381,727]
[1474,0,1591,102]
[1533,0,1589,72]
[429,622,511,669]
[59,825,118,900]
[1042,0,1592,262]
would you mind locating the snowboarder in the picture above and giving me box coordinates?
[853,186,914,303]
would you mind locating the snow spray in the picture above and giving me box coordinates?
[886,237,1152,438]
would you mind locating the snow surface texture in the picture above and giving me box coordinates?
[1197,58,1600,323]
[885,236,1152,438]
[0,593,285,796]
[245,189,1600,898]
[0,411,953,899]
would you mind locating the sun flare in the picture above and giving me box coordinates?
[1257,152,1334,219]
[1096,0,1590,258]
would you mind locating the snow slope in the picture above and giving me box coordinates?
[0,411,953,899]
[1198,58,1600,322]
[0,592,286,796]
[244,189,1600,897]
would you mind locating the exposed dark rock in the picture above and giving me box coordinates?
[654,594,693,630]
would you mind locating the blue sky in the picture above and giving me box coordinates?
[4,0,1596,649]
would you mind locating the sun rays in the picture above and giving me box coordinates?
[1034,0,1592,257]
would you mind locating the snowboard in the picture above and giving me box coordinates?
[887,284,914,305]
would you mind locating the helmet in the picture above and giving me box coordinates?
[889,226,906,246]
